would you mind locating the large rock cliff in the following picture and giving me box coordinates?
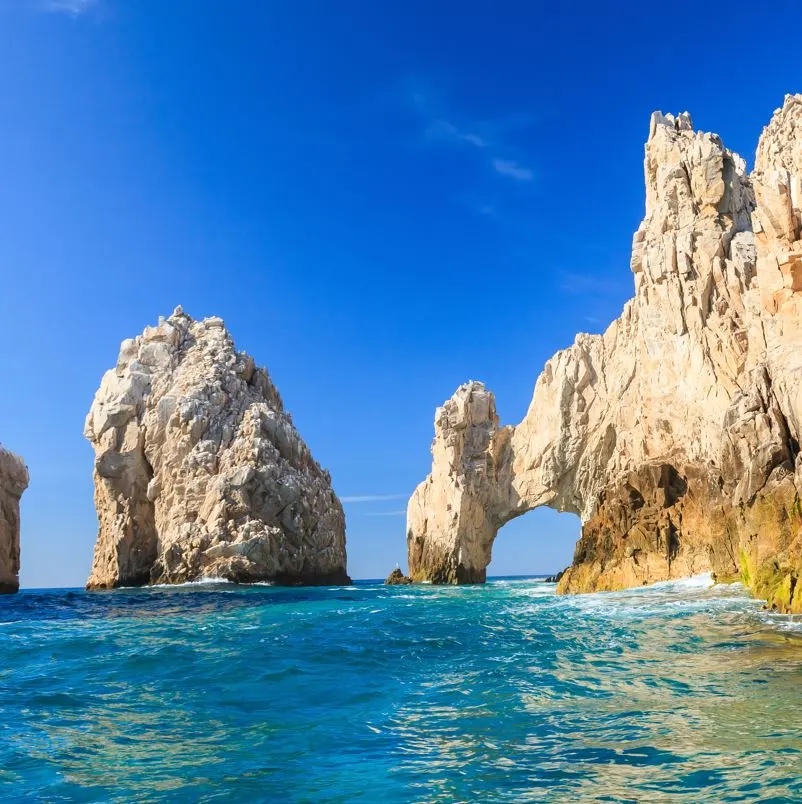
[85,308,349,589]
[0,446,29,594]
[408,95,802,611]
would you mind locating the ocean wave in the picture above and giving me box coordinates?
[645,572,715,590]
[4,574,802,801]
[146,577,234,588]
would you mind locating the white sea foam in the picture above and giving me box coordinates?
[146,577,233,589]
[646,572,715,590]
[545,571,758,622]
[121,577,285,589]
[758,611,802,633]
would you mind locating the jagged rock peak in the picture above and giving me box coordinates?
[649,110,693,138]
[0,446,29,594]
[753,93,802,282]
[408,96,802,612]
[85,309,349,589]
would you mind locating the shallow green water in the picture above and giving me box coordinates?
[2,575,802,802]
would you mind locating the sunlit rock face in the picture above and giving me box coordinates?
[408,95,802,611]
[0,447,29,594]
[85,308,349,589]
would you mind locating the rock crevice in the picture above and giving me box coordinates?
[408,96,802,611]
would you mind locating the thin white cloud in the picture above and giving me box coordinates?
[46,0,99,13]
[461,132,487,147]
[424,120,488,148]
[408,85,534,185]
[340,494,408,504]
[492,159,534,182]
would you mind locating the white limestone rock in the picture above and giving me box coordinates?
[408,96,802,610]
[85,308,349,589]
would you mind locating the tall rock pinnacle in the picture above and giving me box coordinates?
[0,446,28,594]
[85,308,349,589]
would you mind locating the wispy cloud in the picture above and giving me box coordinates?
[340,494,408,504]
[365,510,407,517]
[46,0,99,13]
[424,119,487,149]
[408,85,534,186]
[492,159,534,182]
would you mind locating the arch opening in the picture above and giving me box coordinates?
[486,507,579,580]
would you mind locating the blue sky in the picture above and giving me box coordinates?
[1,0,799,587]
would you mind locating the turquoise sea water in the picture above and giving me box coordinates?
[3,576,802,802]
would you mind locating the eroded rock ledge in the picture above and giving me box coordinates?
[85,308,349,589]
[0,446,29,594]
[408,95,802,611]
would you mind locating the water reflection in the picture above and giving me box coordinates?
[2,578,802,801]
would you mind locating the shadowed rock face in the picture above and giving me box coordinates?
[85,308,349,589]
[0,447,29,594]
[385,568,412,585]
[408,95,802,611]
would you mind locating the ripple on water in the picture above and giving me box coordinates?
[1,577,802,801]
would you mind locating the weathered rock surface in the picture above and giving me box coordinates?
[85,308,349,589]
[408,95,802,611]
[385,567,413,585]
[0,446,29,594]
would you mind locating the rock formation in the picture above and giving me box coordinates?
[85,308,349,589]
[385,567,412,585]
[0,446,29,594]
[408,95,802,611]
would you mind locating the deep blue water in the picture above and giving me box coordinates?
[2,576,802,802]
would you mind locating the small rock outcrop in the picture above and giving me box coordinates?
[385,568,412,585]
[408,95,802,611]
[85,308,349,589]
[0,446,29,594]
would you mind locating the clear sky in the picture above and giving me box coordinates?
[1,0,800,587]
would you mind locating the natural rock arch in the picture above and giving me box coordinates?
[485,506,579,577]
[407,98,802,609]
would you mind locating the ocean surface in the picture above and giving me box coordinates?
[2,576,802,802]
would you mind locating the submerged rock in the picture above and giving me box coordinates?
[0,447,28,594]
[385,568,412,585]
[85,308,350,589]
[408,96,802,612]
